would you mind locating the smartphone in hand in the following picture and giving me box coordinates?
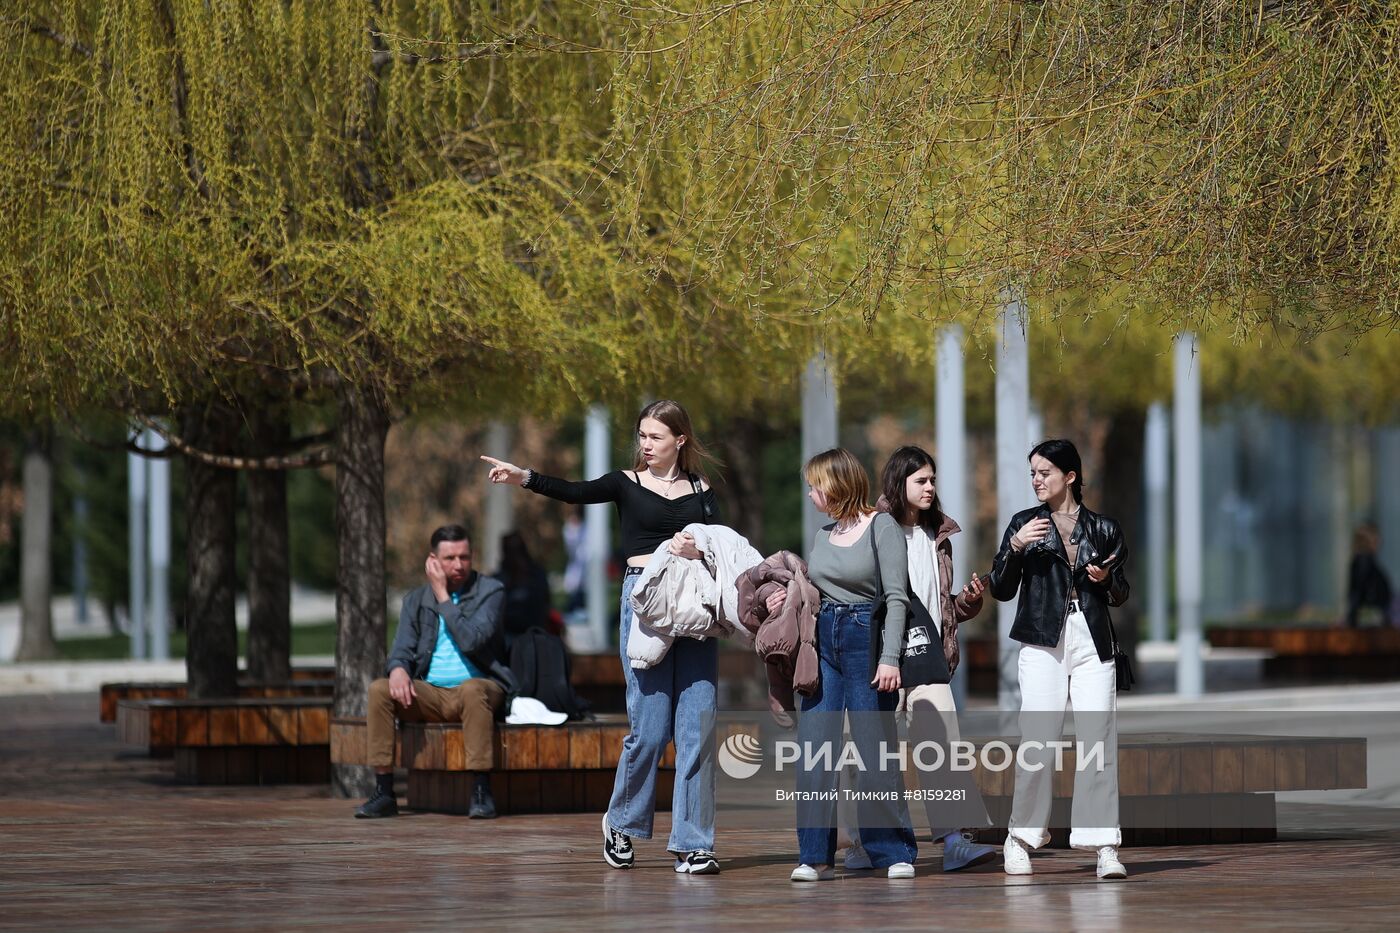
[1091,551,1120,570]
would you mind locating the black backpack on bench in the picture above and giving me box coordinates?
[508,627,593,721]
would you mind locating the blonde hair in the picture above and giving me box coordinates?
[630,399,718,479]
[803,448,872,524]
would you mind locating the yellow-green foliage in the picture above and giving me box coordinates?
[602,1,1400,338]
[0,1,812,423]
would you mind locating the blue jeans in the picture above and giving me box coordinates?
[608,571,719,853]
[795,601,918,868]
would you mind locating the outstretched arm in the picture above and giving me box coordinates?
[481,455,621,505]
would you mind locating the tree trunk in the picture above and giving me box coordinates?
[712,414,766,548]
[246,405,291,683]
[1099,407,1147,660]
[17,428,57,661]
[184,403,240,698]
[332,382,391,797]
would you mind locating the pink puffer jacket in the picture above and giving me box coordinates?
[737,551,821,723]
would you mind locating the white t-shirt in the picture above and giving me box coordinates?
[904,524,942,635]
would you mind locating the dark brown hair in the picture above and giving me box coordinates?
[881,445,944,533]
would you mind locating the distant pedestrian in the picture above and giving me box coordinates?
[1345,524,1394,628]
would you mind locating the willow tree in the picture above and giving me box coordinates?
[598,0,1400,336]
[4,2,817,791]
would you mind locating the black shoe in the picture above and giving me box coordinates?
[468,781,497,819]
[354,786,399,819]
[602,814,635,869]
[674,850,720,875]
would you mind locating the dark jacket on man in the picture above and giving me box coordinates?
[385,572,517,696]
[988,504,1130,662]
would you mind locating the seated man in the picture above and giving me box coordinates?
[356,524,515,819]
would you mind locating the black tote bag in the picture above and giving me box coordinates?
[872,523,951,688]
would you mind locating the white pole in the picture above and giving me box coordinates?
[936,326,971,707]
[127,441,148,660]
[801,351,840,557]
[480,420,516,575]
[147,429,171,662]
[1174,334,1204,697]
[996,294,1032,711]
[1145,402,1170,642]
[584,406,612,652]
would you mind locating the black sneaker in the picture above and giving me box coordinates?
[468,781,497,820]
[354,786,399,819]
[674,850,720,875]
[602,814,634,869]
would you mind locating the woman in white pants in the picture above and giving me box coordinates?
[988,439,1131,880]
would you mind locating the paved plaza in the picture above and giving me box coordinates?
[3,692,1399,931]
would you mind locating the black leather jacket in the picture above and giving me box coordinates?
[988,504,1131,662]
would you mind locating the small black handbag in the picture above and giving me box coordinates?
[1107,613,1134,692]
[871,522,951,688]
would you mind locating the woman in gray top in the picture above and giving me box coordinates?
[786,448,918,882]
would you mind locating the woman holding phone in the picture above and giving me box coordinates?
[877,445,998,872]
[988,439,1131,880]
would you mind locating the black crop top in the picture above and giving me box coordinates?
[523,469,721,558]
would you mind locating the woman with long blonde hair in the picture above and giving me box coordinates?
[483,400,725,875]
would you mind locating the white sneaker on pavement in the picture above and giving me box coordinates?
[790,864,835,882]
[1096,845,1127,879]
[1003,834,1033,876]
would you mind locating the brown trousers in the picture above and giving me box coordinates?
[367,676,505,771]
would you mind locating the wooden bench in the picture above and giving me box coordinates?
[568,653,627,713]
[116,697,331,784]
[962,637,999,695]
[1206,626,1400,679]
[331,716,674,815]
[570,648,769,712]
[100,676,334,724]
[967,732,1366,846]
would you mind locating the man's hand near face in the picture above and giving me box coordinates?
[426,554,450,603]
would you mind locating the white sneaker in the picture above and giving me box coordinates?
[1003,834,1033,875]
[886,861,915,879]
[943,831,999,872]
[1096,846,1127,879]
[842,841,873,870]
[790,864,835,882]
[674,850,720,875]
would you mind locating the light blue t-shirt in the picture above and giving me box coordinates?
[424,592,484,688]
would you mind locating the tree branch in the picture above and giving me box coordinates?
[133,416,335,471]
[369,28,564,70]
[14,19,94,59]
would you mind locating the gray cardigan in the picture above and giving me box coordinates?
[385,574,517,696]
